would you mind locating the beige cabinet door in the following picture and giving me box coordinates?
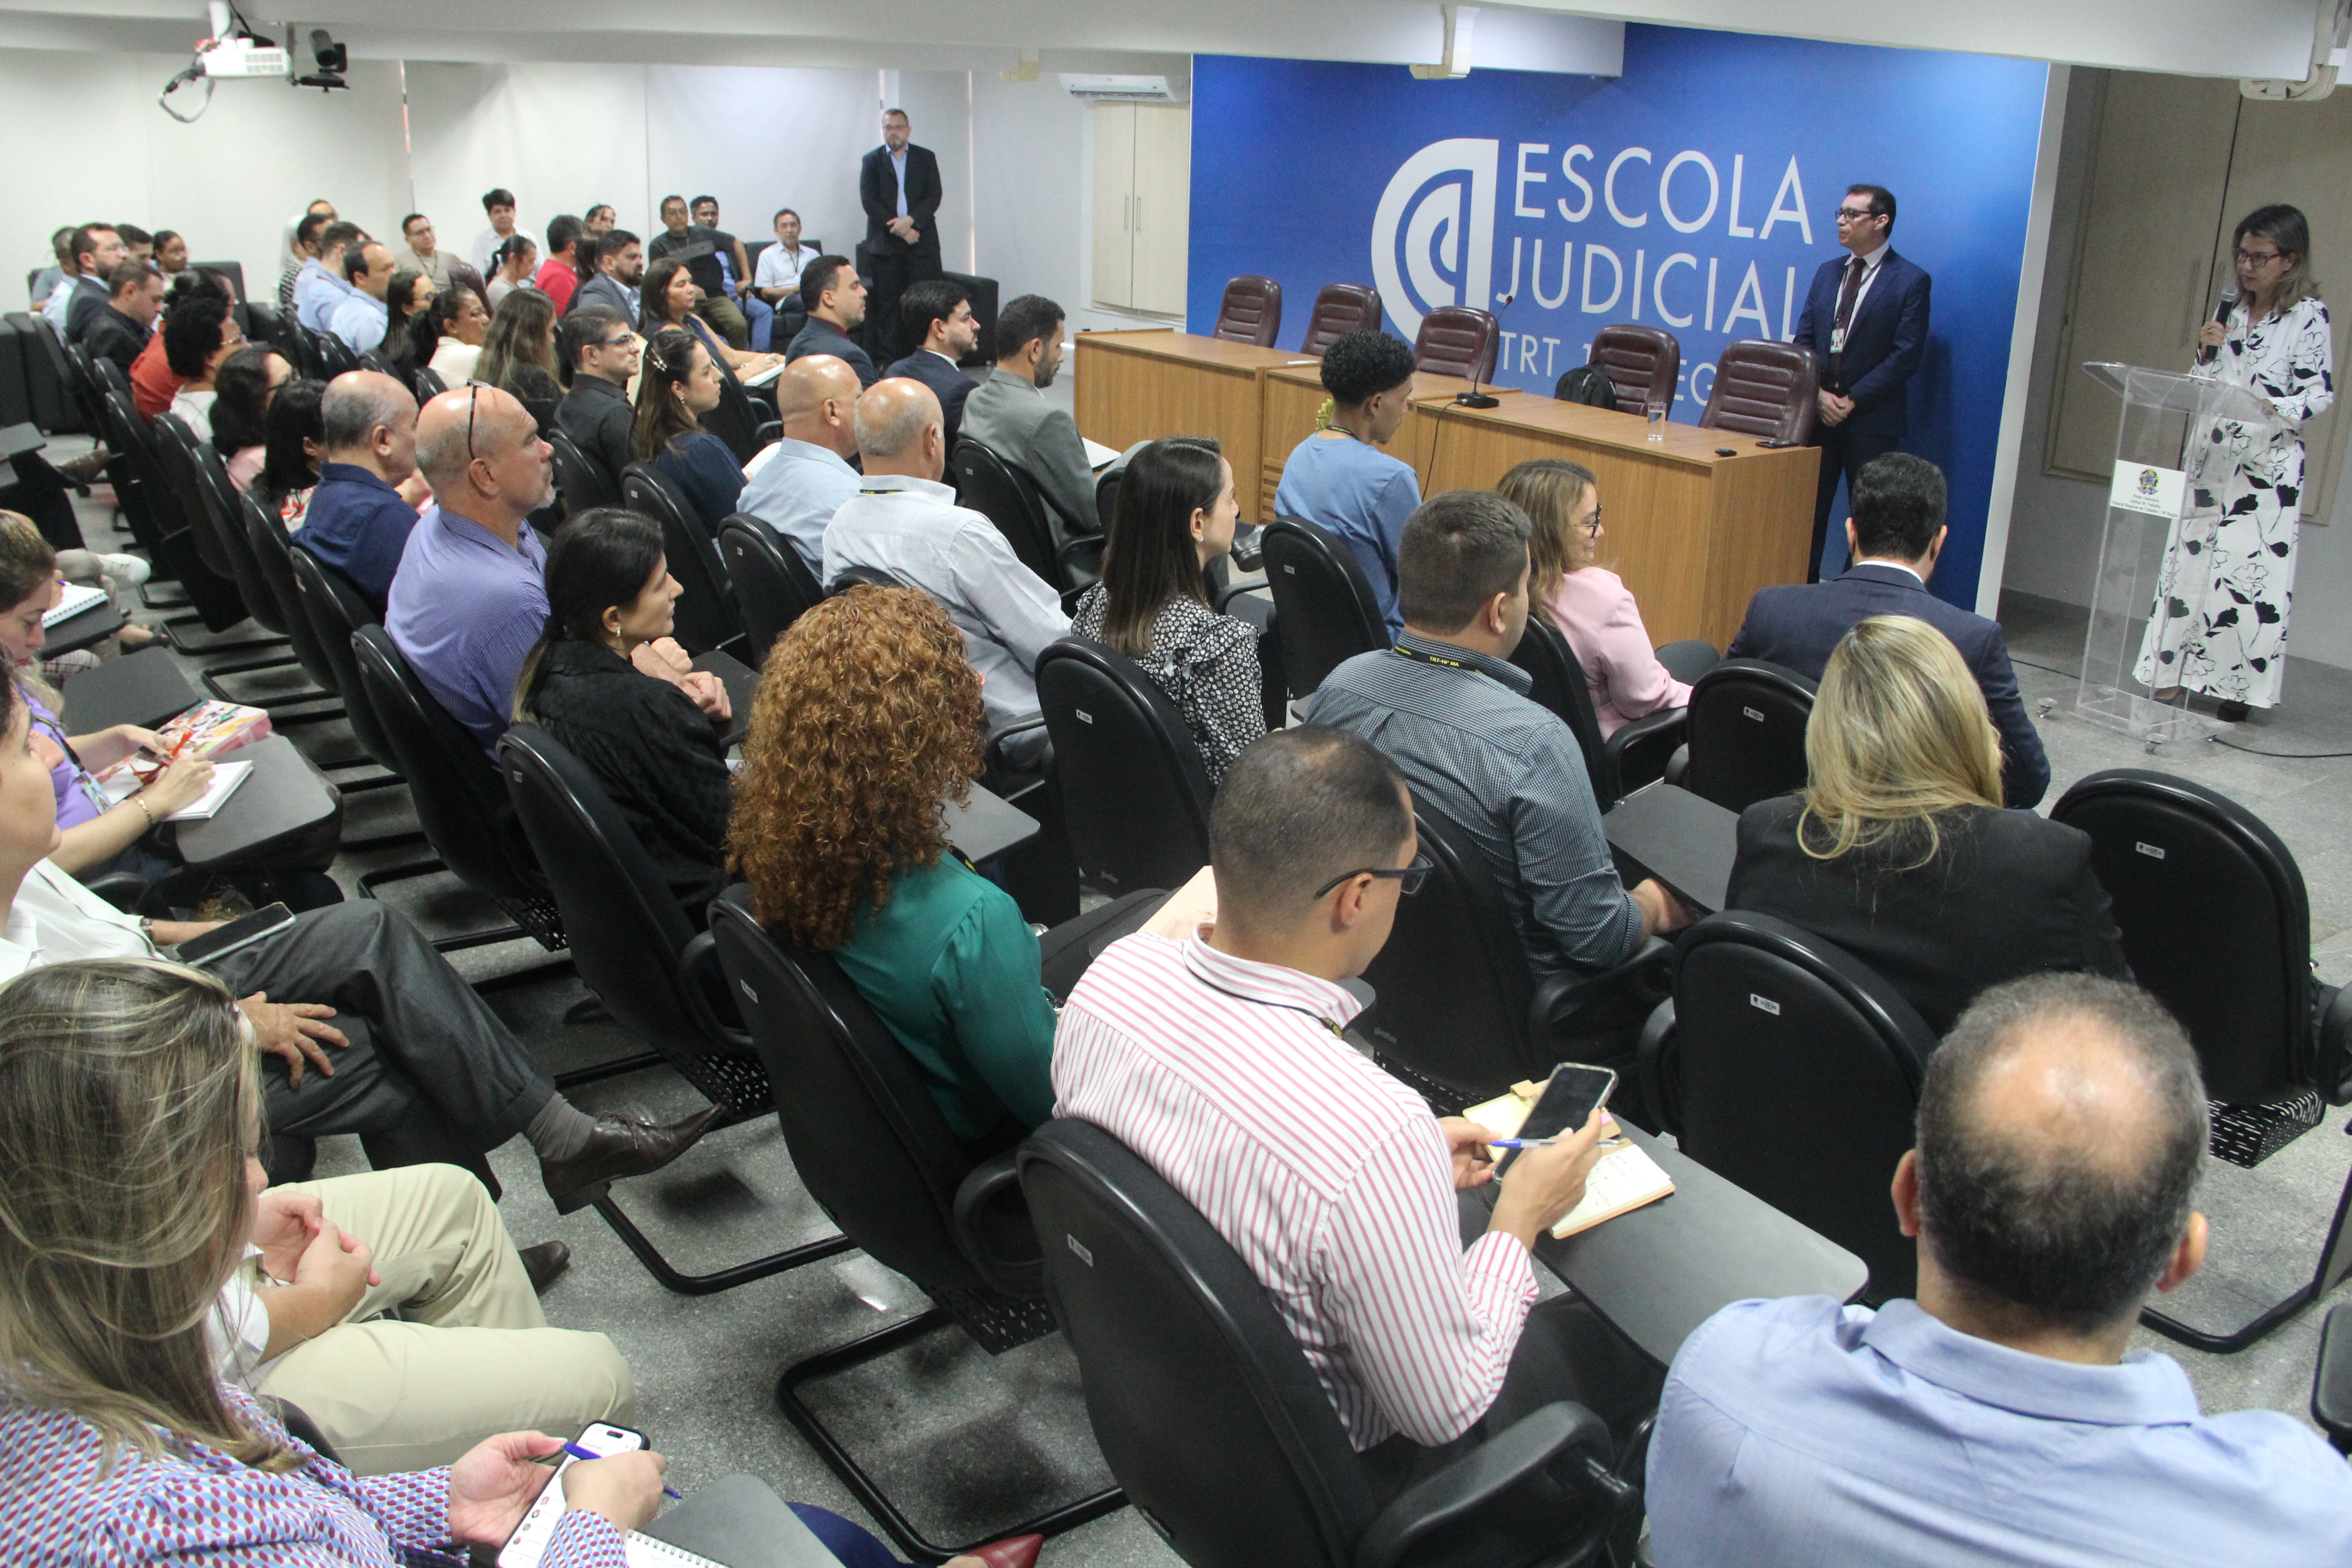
[1131,104,1193,317]
[1092,103,1137,310]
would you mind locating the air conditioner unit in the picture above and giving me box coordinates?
[1060,74,1178,103]
[199,35,290,79]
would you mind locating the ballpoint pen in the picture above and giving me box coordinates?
[558,1440,682,1499]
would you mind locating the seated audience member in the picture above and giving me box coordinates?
[1305,491,1688,986]
[485,234,538,311]
[207,343,294,494]
[881,279,979,448]
[131,269,229,418]
[477,288,565,435]
[387,386,555,758]
[1731,451,2049,808]
[277,207,326,311]
[1502,457,1709,736]
[296,220,363,334]
[59,225,127,343]
[535,214,584,314]
[81,260,164,376]
[153,227,190,279]
[1275,331,1422,636]
[416,283,490,387]
[294,371,423,616]
[115,223,154,267]
[641,256,779,378]
[1725,615,2126,1035]
[1071,437,1265,781]
[555,306,642,490]
[583,204,617,237]
[399,210,455,289]
[380,268,434,373]
[261,377,327,529]
[960,293,1097,542]
[1648,972,2352,1566]
[472,186,519,277]
[823,379,1068,764]
[513,511,732,922]
[329,241,397,353]
[689,196,769,351]
[633,326,743,536]
[28,226,74,310]
[571,228,643,325]
[1057,725,1658,1457]
[162,291,247,427]
[754,207,819,344]
[739,354,863,574]
[786,255,879,387]
[648,194,749,349]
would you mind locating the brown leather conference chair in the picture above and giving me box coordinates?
[1210,276,1283,348]
[1411,306,1499,382]
[1298,284,1383,355]
[1698,339,1822,446]
[1588,324,1681,414]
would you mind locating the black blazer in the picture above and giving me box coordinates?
[1725,794,2129,1037]
[860,143,943,256]
[1791,249,1931,438]
[882,349,976,448]
[1729,563,2050,810]
[555,375,634,493]
[81,306,147,377]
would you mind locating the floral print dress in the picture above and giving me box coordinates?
[2135,295,2334,707]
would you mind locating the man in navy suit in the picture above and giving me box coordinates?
[859,107,944,366]
[1730,453,2048,809]
[882,279,980,449]
[1793,184,1931,582]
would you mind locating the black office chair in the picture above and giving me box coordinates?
[101,392,245,632]
[413,364,449,402]
[1667,658,1817,814]
[707,888,1124,1560]
[619,463,748,660]
[314,328,361,378]
[1035,637,1214,897]
[2318,1306,2352,1455]
[498,726,852,1288]
[239,496,399,789]
[702,362,768,466]
[1508,617,1686,813]
[1360,804,1672,1107]
[1019,1118,1635,1568]
[2051,769,2352,1351]
[150,413,304,666]
[358,349,404,383]
[716,514,823,662]
[1260,515,1388,701]
[952,438,1100,597]
[828,563,901,595]
[1638,911,1934,1301]
[548,425,622,514]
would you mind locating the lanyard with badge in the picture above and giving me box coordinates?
[28,701,111,816]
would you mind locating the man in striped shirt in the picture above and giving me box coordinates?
[1054,727,1655,1478]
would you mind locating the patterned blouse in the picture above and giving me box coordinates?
[1071,585,1266,782]
[0,1384,626,1567]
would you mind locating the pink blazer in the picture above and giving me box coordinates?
[1543,567,1691,736]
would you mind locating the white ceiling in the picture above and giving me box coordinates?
[0,0,2326,80]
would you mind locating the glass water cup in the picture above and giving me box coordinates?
[1645,401,1666,441]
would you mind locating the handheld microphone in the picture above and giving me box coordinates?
[2198,284,2239,365]
[1455,291,1515,410]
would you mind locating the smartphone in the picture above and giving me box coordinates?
[1755,437,1800,449]
[1497,1062,1618,1176]
[497,1421,647,1568]
[169,903,294,969]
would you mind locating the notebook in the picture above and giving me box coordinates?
[1460,1082,1670,1238]
[1083,436,1121,470]
[740,361,784,388]
[504,1473,840,1568]
[42,582,107,626]
[162,760,251,821]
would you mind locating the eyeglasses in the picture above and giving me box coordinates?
[464,385,480,462]
[1578,503,1605,537]
[2235,248,2286,267]
[598,333,637,351]
[1313,849,1435,901]
[1834,208,1881,224]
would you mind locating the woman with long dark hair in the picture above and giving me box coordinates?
[381,269,434,375]
[1069,436,1264,779]
[259,377,326,529]
[207,345,294,495]
[476,287,564,435]
[412,285,490,387]
[638,256,779,377]
[632,326,741,536]
[485,233,539,310]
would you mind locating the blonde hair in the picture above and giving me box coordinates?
[1799,615,2003,866]
[0,960,296,1472]
[1497,459,1598,615]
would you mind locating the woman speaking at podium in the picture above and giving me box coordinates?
[2138,204,2333,721]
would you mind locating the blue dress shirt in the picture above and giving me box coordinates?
[1648,1295,2352,1568]
[327,289,389,353]
[1274,433,1421,636]
[740,436,861,573]
[295,262,356,333]
[292,462,420,616]
[384,503,549,760]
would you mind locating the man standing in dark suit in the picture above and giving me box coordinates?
[859,107,943,366]
[882,279,979,449]
[1729,453,2048,809]
[1793,184,1931,582]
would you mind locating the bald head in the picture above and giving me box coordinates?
[778,356,862,459]
[415,385,552,529]
[854,377,945,481]
[321,370,418,483]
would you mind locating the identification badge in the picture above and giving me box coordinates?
[1828,327,1847,354]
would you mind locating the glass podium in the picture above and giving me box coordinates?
[2073,362,2288,746]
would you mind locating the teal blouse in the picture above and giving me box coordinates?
[830,855,1058,1142]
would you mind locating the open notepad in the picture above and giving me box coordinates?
[1464,1082,1675,1238]
[42,582,107,626]
[103,760,253,821]
[1083,436,1121,470]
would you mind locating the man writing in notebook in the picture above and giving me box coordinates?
[1055,727,1663,1489]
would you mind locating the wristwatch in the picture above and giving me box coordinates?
[138,918,156,943]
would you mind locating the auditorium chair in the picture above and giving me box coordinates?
[1638,910,1936,1301]
[548,426,621,514]
[147,412,301,655]
[708,888,1126,1560]
[2319,1307,2352,1455]
[102,390,247,630]
[716,514,823,662]
[172,422,343,712]
[619,463,750,661]
[1360,804,1672,1106]
[412,365,448,402]
[239,495,405,796]
[1509,615,1686,813]
[1020,1117,1637,1568]
[23,317,90,436]
[1697,339,1820,446]
[498,725,852,1293]
[1666,658,1817,813]
[1209,274,1282,348]
[1298,283,1383,355]
[1259,515,1387,701]
[702,361,770,466]
[1036,637,1215,898]
[951,438,1100,598]
[1587,325,1681,414]
[2051,769,2352,1352]
[1411,305,1499,383]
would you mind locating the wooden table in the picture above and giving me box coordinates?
[1407,392,1818,648]
[1073,331,1318,523]
[1256,366,1466,522]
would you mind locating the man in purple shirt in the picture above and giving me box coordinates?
[386,386,553,759]
[294,370,421,616]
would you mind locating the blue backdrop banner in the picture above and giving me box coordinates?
[1187,31,2049,605]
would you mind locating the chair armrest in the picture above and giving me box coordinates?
[83,870,154,913]
[1633,1000,1679,1137]
[952,1150,1044,1299]
[1606,708,1689,801]
[1353,1401,1632,1568]
[1662,743,1690,789]
[2314,1303,2352,1455]
[1528,937,1674,1046]
[2316,981,2352,1107]
[984,714,1050,780]
[678,930,753,1053]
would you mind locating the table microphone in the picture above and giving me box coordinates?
[1455,292,1516,410]
[2198,284,2239,366]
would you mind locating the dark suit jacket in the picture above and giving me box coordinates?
[62,276,112,345]
[882,349,976,447]
[81,305,147,377]
[1729,563,2050,809]
[860,143,943,257]
[1726,795,2129,1037]
[1791,248,1930,438]
[786,317,879,387]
